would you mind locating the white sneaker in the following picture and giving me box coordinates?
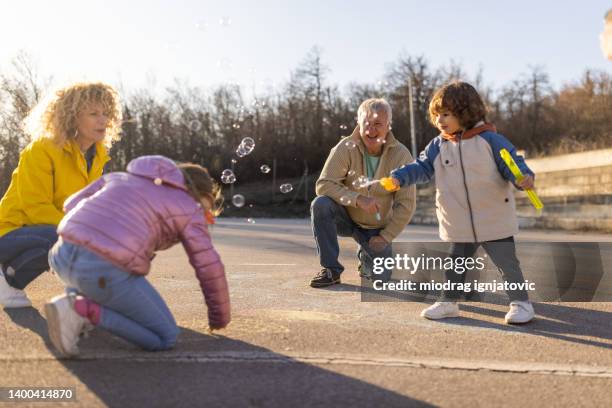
[505,301,535,324]
[0,268,32,308]
[44,294,88,357]
[421,301,460,320]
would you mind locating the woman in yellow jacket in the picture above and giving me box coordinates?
[0,82,122,307]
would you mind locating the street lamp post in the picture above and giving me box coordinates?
[407,76,417,159]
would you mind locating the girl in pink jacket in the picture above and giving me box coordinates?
[45,155,230,357]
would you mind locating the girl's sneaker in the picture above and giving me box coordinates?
[0,268,31,308]
[44,294,89,357]
[420,302,460,320]
[505,301,534,324]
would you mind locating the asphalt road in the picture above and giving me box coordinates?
[1,219,611,407]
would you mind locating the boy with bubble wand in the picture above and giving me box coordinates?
[386,82,537,324]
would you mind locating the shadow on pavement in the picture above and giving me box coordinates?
[4,307,51,346]
[7,316,433,408]
[319,282,612,350]
[457,302,612,349]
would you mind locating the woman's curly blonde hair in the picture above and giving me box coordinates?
[24,82,122,148]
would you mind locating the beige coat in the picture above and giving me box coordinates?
[391,124,531,242]
[433,135,519,242]
[316,127,416,242]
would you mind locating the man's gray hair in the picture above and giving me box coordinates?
[357,98,392,125]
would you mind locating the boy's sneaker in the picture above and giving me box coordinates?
[0,267,32,308]
[420,302,460,320]
[310,268,341,288]
[44,294,88,357]
[505,301,534,324]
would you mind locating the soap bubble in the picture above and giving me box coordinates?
[232,123,241,129]
[352,176,368,189]
[221,174,236,184]
[217,58,233,70]
[221,169,236,184]
[280,184,293,193]
[340,196,352,205]
[195,20,208,31]
[232,194,245,207]
[347,170,356,177]
[231,158,237,164]
[260,164,271,174]
[344,140,356,149]
[358,176,369,187]
[238,137,255,154]
[236,137,255,157]
[189,120,202,132]
[241,137,255,149]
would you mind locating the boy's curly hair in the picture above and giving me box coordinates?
[24,82,122,148]
[428,81,487,130]
[178,163,224,216]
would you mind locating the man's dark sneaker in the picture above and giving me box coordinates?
[310,268,341,288]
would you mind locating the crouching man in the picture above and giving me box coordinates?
[310,98,416,287]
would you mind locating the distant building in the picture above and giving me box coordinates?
[602,9,612,60]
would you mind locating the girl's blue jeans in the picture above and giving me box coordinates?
[49,239,179,351]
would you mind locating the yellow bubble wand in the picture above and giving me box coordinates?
[499,148,543,210]
[379,177,397,192]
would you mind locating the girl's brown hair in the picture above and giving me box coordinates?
[178,163,223,216]
[428,81,487,130]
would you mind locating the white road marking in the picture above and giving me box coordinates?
[3,352,611,378]
[235,263,298,266]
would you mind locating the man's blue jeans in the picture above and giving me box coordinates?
[311,196,392,280]
[0,225,58,289]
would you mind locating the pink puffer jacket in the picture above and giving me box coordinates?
[58,155,230,328]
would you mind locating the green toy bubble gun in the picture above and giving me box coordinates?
[499,148,543,210]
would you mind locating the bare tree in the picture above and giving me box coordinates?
[0,52,50,193]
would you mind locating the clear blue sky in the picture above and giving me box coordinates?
[1,0,610,96]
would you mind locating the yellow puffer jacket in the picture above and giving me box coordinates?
[0,137,110,237]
